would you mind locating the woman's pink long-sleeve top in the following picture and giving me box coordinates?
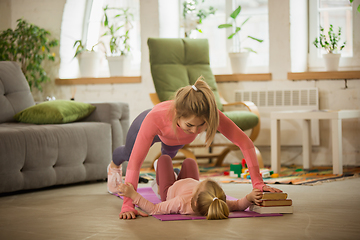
[121,101,264,214]
[132,178,253,215]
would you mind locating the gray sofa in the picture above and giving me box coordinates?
[0,61,129,194]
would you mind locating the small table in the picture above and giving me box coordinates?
[271,109,360,175]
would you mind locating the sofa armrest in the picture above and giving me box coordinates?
[82,102,129,152]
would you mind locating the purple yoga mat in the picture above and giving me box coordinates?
[115,187,282,221]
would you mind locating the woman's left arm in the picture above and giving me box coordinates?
[217,111,281,192]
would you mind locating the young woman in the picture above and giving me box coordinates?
[108,76,281,220]
[118,155,263,220]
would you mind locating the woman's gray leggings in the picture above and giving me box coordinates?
[112,109,184,166]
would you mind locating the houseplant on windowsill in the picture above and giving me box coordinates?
[101,5,133,77]
[0,18,58,91]
[181,0,216,38]
[73,40,103,78]
[313,25,346,71]
[218,5,263,74]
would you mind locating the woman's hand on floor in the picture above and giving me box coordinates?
[119,210,148,220]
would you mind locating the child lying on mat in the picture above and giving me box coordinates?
[118,155,263,220]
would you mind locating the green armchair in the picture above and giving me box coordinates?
[147,38,263,168]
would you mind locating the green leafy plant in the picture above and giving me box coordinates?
[313,25,346,54]
[73,40,102,58]
[182,0,216,37]
[0,19,58,91]
[218,6,263,53]
[101,5,133,56]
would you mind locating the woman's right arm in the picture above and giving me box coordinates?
[119,112,160,218]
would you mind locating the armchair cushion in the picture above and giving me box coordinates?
[148,38,224,111]
[223,111,259,131]
[14,100,96,124]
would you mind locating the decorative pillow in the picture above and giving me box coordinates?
[13,100,96,124]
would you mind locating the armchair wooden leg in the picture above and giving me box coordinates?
[214,145,263,168]
[151,152,162,170]
[150,148,198,169]
[178,148,197,161]
[214,145,239,167]
[214,148,231,167]
[255,146,264,168]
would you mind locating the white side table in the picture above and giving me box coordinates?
[271,110,360,175]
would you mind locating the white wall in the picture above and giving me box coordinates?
[2,0,359,167]
[0,0,11,31]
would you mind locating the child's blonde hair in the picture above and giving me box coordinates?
[171,76,219,147]
[191,179,229,220]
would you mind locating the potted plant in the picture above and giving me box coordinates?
[0,18,58,91]
[181,0,216,38]
[73,40,103,78]
[218,6,263,74]
[313,24,346,71]
[101,5,133,76]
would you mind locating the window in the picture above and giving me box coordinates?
[59,0,140,78]
[179,0,269,74]
[309,0,360,71]
[233,0,269,73]
[180,0,227,73]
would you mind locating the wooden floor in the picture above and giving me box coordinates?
[0,176,359,240]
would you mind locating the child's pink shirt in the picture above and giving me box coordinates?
[132,178,253,215]
[122,101,264,214]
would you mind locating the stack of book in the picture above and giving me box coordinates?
[250,192,293,214]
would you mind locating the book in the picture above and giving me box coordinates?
[260,199,292,207]
[261,192,288,200]
[250,205,293,214]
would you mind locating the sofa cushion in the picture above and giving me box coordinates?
[14,100,96,124]
[0,122,111,193]
[0,61,35,123]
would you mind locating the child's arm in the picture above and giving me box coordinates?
[226,189,263,211]
[118,182,140,200]
[118,183,182,215]
[246,188,263,205]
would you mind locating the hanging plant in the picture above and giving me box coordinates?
[0,19,59,91]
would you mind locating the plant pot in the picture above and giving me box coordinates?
[107,55,127,76]
[228,52,250,74]
[323,53,341,71]
[77,52,101,77]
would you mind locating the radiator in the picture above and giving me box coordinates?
[235,88,320,146]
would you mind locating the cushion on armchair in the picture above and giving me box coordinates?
[223,111,259,131]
